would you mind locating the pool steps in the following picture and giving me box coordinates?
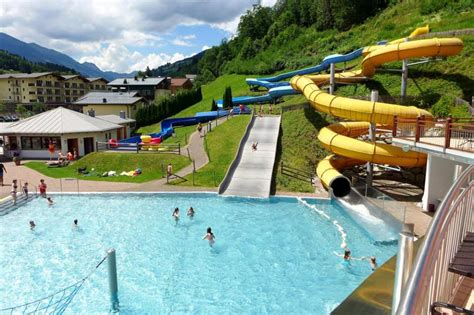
[0,194,37,216]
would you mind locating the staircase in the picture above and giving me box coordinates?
[0,194,37,216]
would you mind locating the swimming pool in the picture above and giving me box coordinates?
[0,193,399,314]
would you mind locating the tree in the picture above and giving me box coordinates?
[223,86,233,109]
[32,102,47,114]
[16,104,29,118]
[211,99,218,111]
[145,66,152,77]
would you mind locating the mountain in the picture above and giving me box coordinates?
[151,51,205,77]
[0,32,132,80]
[0,50,78,74]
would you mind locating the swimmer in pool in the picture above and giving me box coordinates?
[187,207,195,218]
[47,197,54,205]
[202,227,215,247]
[73,219,79,229]
[343,249,351,260]
[29,220,36,230]
[370,257,378,271]
[172,208,179,223]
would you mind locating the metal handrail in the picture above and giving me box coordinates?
[396,165,474,315]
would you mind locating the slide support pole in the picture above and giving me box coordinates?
[366,90,378,186]
[329,63,335,95]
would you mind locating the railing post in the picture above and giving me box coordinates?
[392,225,415,315]
[444,116,452,148]
[415,116,421,142]
[95,141,98,152]
[107,248,120,313]
[392,115,398,137]
[178,143,181,155]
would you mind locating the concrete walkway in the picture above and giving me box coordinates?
[221,116,281,198]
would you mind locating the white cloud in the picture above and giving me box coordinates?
[202,45,211,51]
[172,39,193,47]
[0,0,274,72]
[80,43,188,73]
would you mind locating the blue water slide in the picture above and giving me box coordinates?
[120,107,250,144]
[245,47,364,89]
[217,85,298,107]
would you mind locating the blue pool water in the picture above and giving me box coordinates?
[0,194,398,314]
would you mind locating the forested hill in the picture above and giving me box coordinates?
[151,51,205,77]
[197,0,473,82]
[0,50,77,74]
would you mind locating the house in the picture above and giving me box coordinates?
[107,77,170,100]
[0,72,65,104]
[60,74,90,103]
[0,107,127,158]
[74,91,145,119]
[95,114,135,140]
[185,74,197,82]
[170,78,193,95]
[86,77,109,91]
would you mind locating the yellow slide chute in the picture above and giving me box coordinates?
[290,34,463,197]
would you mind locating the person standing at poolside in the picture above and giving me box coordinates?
[187,207,195,218]
[172,208,179,224]
[48,140,55,160]
[0,163,6,186]
[11,179,18,205]
[39,179,47,197]
[203,227,215,247]
[23,182,29,199]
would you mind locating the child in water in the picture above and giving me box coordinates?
[172,208,179,223]
[187,207,195,218]
[370,257,378,271]
[202,227,215,247]
[47,197,54,205]
[29,220,36,230]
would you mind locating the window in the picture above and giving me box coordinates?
[29,99,37,103]
[55,97,61,102]
[47,96,52,101]
[65,83,70,88]
[21,137,61,150]
[38,97,44,102]
[22,80,24,83]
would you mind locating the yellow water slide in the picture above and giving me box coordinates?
[290,36,463,197]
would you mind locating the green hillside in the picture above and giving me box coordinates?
[0,50,77,74]
[137,0,473,193]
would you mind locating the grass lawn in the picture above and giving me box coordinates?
[169,115,251,187]
[25,152,191,183]
[273,107,335,193]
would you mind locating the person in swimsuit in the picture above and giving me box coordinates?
[343,249,351,260]
[23,182,29,199]
[187,207,195,218]
[29,220,36,230]
[47,197,54,205]
[370,257,378,271]
[11,179,18,205]
[0,163,7,186]
[39,179,47,197]
[172,208,179,223]
[202,227,215,247]
[48,140,55,160]
[73,219,79,229]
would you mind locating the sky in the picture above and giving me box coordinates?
[0,0,277,73]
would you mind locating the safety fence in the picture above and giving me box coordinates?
[96,141,181,155]
[396,165,473,314]
[0,253,109,315]
[393,116,474,153]
[280,161,315,185]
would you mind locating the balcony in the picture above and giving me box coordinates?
[392,116,474,161]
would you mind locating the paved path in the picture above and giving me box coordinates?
[0,116,237,198]
[221,116,281,198]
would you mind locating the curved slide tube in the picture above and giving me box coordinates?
[246,47,364,89]
[216,85,298,107]
[290,37,463,197]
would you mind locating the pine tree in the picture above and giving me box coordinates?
[211,99,218,111]
[145,66,152,77]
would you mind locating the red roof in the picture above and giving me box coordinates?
[170,78,191,87]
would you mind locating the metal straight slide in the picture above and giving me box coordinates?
[221,116,281,198]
